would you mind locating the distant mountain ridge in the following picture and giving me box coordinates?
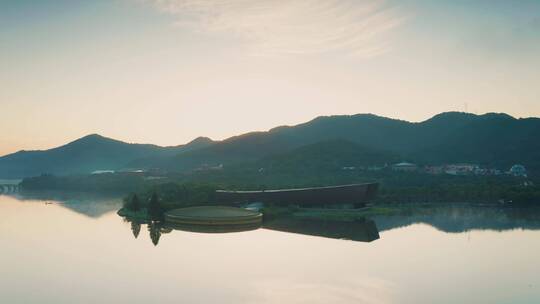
[0,134,214,178]
[0,112,539,178]
[155,111,540,172]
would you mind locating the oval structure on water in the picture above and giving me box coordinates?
[164,206,263,226]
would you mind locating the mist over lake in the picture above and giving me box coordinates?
[2,0,540,303]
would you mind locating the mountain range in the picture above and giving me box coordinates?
[1,112,539,179]
[0,135,213,178]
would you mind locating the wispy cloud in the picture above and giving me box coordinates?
[147,0,405,57]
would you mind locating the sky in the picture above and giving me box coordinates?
[1,0,539,155]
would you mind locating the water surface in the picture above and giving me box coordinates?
[1,194,539,304]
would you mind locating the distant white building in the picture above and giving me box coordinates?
[445,164,478,175]
[91,170,115,175]
[194,164,224,171]
[509,164,527,177]
[367,165,385,171]
[392,162,418,172]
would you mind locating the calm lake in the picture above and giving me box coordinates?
[1,194,539,304]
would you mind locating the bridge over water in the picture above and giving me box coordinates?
[0,180,21,194]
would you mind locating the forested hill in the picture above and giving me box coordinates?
[1,112,539,178]
[157,112,540,172]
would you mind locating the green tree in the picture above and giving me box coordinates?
[123,193,142,212]
[131,194,141,211]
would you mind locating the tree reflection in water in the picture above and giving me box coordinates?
[131,221,141,239]
[122,215,379,246]
[148,221,161,246]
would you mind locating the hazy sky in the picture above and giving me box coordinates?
[1,0,539,155]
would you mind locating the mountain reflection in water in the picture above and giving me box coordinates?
[371,204,540,233]
[12,190,123,218]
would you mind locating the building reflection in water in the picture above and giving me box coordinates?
[122,216,380,246]
[121,204,540,246]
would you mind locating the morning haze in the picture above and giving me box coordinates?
[1,2,540,304]
[1,0,539,155]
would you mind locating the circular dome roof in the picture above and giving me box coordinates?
[510,164,526,171]
[165,206,263,226]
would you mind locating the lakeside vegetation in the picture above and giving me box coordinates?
[110,173,540,224]
[117,183,219,220]
[23,167,540,220]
